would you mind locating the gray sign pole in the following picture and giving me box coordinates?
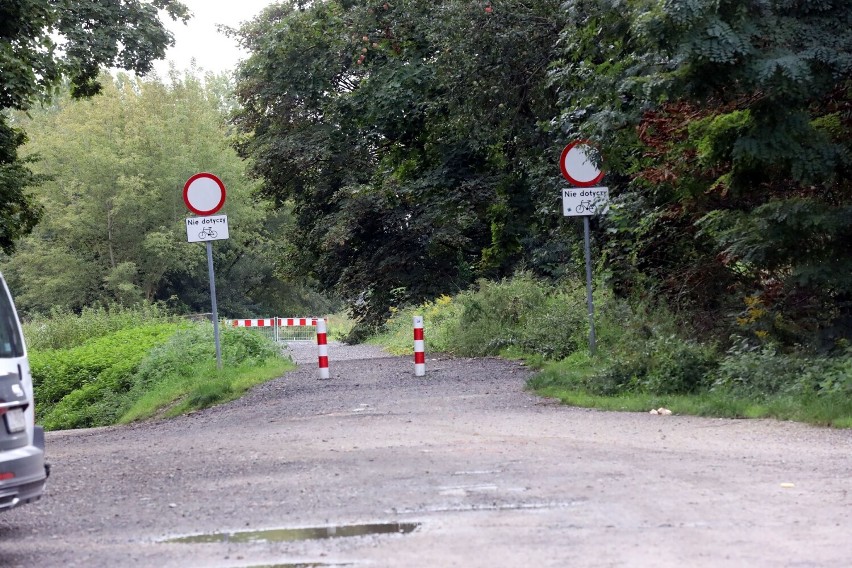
[206,241,223,369]
[583,215,597,355]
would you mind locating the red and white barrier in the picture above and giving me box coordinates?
[278,318,321,327]
[316,318,329,379]
[413,315,425,376]
[230,318,276,327]
[229,317,320,328]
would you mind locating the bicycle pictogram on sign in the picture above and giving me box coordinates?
[198,226,218,240]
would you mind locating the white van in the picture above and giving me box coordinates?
[0,272,47,510]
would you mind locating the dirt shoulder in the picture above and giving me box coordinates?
[1,344,850,567]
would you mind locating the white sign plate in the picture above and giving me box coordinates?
[563,187,610,217]
[186,215,229,242]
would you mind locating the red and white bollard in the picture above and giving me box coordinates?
[413,315,425,376]
[316,318,329,379]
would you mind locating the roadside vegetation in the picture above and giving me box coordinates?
[25,306,293,430]
[2,3,850,430]
[371,276,852,428]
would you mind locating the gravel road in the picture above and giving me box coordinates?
[0,342,850,567]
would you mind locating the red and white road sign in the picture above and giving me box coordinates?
[560,141,604,187]
[183,173,226,216]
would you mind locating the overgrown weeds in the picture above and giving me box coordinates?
[28,312,293,430]
[22,303,177,350]
[368,274,852,428]
[371,273,611,359]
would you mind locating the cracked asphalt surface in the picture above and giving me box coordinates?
[0,342,850,567]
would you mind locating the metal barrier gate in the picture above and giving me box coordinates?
[225,318,323,342]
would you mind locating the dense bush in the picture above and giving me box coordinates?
[593,335,719,396]
[446,276,586,359]
[31,323,187,429]
[127,324,281,394]
[31,323,184,408]
[31,322,285,430]
[710,339,852,400]
[23,303,175,350]
[373,274,607,360]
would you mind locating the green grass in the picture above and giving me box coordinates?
[30,315,296,430]
[532,386,758,418]
[23,303,175,350]
[31,323,189,428]
[530,362,852,428]
[366,274,852,429]
[367,293,459,355]
[118,358,294,422]
[327,311,356,342]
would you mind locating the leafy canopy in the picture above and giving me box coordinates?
[0,0,189,252]
[3,71,330,318]
[551,0,852,345]
[232,0,570,331]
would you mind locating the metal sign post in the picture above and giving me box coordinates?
[183,173,228,369]
[582,216,596,354]
[560,142,608,356]
[206,241,222,369]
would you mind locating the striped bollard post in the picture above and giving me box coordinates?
[316,318,329,379]
[413,315,425,377]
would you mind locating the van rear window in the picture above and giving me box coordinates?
[0,286,24,358]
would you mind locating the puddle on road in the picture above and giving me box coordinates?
[242,564,341,568]
[242,564,330,568]
[166,522,420,544]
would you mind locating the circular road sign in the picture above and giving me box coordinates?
[183,173,226,216]
[560,141,604,187]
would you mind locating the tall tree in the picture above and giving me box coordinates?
[3,72,326,317]
[0,0,189,252]
[232,0,569,330]
[551,0,852,344]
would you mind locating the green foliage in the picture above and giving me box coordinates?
[120,358,292,423]
[372,273,656,368]
[446,276,588,359]
[689,110,753,167]
[528,317,852,426]
[22,303,174,350]
[551,0,852,346]
[592,335,719,396]
[0,0,189,253]
[129,324,281,392]
[232,0,852,346]
[118,325,289,422]
[2,70,333,318]
[119,325,293,423]
[31,323,185,428]
[0,0,189,109]
[710,339,852,399]
[232,0,572,328]
[0,120,42,251]
[697,198,852,344]
[525,301,719,397]
[372,274,596,359]
[31,318,289,430]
